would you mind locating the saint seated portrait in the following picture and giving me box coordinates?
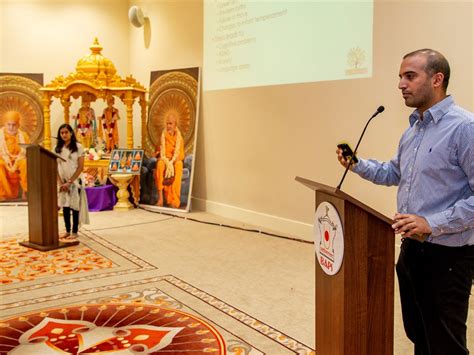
[0,111,30,201]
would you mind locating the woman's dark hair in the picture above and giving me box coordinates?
[55,123,78,154]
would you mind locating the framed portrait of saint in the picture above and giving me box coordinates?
[140,67,200,212]
[0,73,43,202]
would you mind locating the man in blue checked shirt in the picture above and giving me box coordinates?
[337,49,473,355]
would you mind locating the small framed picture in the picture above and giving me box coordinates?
[108,149,144,175]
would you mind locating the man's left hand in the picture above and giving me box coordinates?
[392,213,432,241]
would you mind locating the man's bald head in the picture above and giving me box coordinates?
[4,111,21,124]
[3,111,21,135]
[166,113,178,133]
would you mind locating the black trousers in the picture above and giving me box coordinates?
[63,207,79,234]
[396,238,474,355]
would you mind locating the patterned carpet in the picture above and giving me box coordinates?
[0,237,113,284]
[0,230,315,354]
[1,303,227,354]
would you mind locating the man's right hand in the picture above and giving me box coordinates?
[336,148,354,170]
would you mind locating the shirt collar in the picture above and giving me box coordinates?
[408,95,454,127]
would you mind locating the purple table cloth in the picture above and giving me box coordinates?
[85,185,117,212]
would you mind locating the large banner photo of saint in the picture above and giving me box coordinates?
[140,67,200,212]
[0,73,44,203]
[108,149,144,175]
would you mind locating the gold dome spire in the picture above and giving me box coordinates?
[43,37,146,93]
[76,38,117,81]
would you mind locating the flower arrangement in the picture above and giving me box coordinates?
[83,172,98,187]
[84,147,105,161]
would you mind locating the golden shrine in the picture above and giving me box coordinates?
[41,38,147,151]
[41,38,146,206]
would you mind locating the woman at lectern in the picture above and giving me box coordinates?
[55,123,89,242]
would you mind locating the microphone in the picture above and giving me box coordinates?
[336,106,385,190]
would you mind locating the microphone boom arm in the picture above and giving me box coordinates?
[336,106,384,190]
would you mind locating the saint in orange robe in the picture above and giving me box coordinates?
[0,127,30,200]
[155,129,184,208]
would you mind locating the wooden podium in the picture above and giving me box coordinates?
[20,144,79,250]
[296,176,395,355]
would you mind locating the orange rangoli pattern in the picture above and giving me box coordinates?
[0,304,226,354]
[0,238,113,284]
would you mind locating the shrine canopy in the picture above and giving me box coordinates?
[41,38,147,150]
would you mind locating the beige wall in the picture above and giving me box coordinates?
[1,0,472,240]
[128,0,203,146]
[193,0,474,239]
[0,0,130,144]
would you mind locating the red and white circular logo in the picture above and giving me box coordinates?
[313,202,344,275]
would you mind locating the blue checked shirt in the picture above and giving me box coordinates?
[353,96,474,246]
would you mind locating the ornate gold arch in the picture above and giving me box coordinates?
[41,38,147,150]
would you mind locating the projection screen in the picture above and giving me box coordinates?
[204,0,374,91]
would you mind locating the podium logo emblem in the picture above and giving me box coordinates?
[314,202,344,275]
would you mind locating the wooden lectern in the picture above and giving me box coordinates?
[20,144,78,250]
[296,176,395,355]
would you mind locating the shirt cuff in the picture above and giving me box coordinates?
[425,212,450,237]
[351,158,367,175]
